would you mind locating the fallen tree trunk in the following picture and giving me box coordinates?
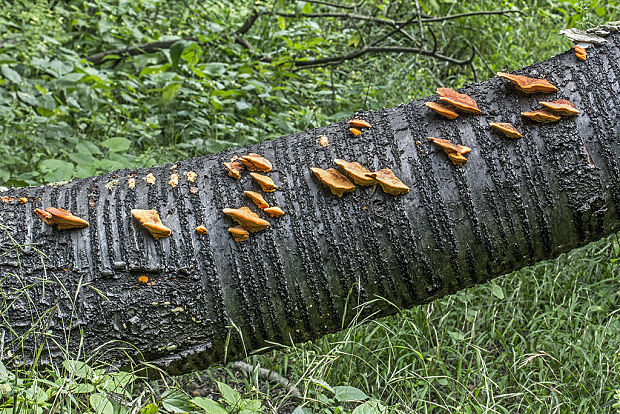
[1,33,619,376]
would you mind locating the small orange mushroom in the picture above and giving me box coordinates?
[131,209,172,239]
[447,152,468,166]
[138,275,149,284]
[496,72,558,93]
[489,122,523,138]
[349,119,372,129]
[575,45,587,61]
[334,159,376,186]
[244,191,269,209]
[521,109,561,123]
[195,225,208,234]
[143,173,156,185]
[185,171,198,182]
[318,135,329,147]
[223,207,270,232]
[436,88,481,114]
[369,168,409,195]
[249,173,278,192]
[310,167,356,197]
[539,99,580,116]
[224,161,244,179]
[34,207,89,230]
[428,137,471,155]
[349,128,362,137]
[19,197,27,204]
[264,206,285,217]
[168,173,180,187]
[239,153,272,172]
[228,226,250,242]
[425,102,459,119]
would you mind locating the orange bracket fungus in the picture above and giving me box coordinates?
[223,207,270,232]
[575,45,587,61]
[249,173,278,192]
[264,206,285,217]
[348,119,372,129]
[138,275,149,284]
[143,173,156,185]
[310,167,356,197]
[428,137,471,166]
[169,173,180,187]
[318,135,329,147]
[496,72,558,93]
[131,209,172,239]
[239,153,273,172]
[195,225,208,235]
[128,177,136,189]
[185,171,198,182]
[436,88,481,114]
[521,109,561,123]
[34,207,89,230]
[349,128,362,137]
[368,168,410,195]
[489,122,523,138]
[539,99,580,116]
[19,197,27,204]
[228,226,250,242]
[244,191,269,209]
[334,159,376,186]
[425,102,459,119]
[224,161,244,180]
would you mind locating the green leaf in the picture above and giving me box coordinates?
[311,378,334,394]
[16,91,38,107]
[140,403,159,414]
[491,283,504,300]
[161,390,193,413]
[162,82,182,104]
[140,64,171,77]
[217,381,241,406]
[192,397,227,414]
[40,160,75,182]
[277,16,286,30]
[292,407,313,414]
[170,40,192,68]
[352,400,387,414]
[90,393,114,414]
[235,100,252,111]
[333,386,368,402]
[101,137,131,153]
[1,65,21,83]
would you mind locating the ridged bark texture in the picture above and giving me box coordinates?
[1,34,619,375]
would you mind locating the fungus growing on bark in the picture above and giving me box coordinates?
[223,207,270,232]
[250,173,278,192]
[240,153,272,172]
[539,99,580,116]
[349,119,372,129]
[128,178,136,189]
[34,207,89,230]
[138,276,149,284]
[349,128,362,137]
[195,225,208,234]
[496,72,558,93]
[521,109,561,123]
[224,161,244,179]
[318,135,329,147]
[428,137,471,155]
[19,197,27,204]
[185,171,197,182]
[264,207,285,217]
[189,187,198,194]
[334,159,376,186]
[368,168,410,195]
[131,209,172,239]
[310,167,356,197]
[169,173,180,187]
[447,152,469,166]
[489,122,523,138]
[244,191,269,209]
[425,102,459,119]
[228,226,250,242]
[143,173,156,185]
[575,45,587,61]
[436,88,481,114]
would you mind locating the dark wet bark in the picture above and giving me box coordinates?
[1,34,619,375]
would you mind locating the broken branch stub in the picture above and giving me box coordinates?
[131,209,172,239]
[310,167,356,197]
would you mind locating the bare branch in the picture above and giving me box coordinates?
[306,0,365,10]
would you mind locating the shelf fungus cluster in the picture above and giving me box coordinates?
[312,159,409,197]
[223,153,284,242]
[522,99,579,123]
[428,137,472,166]
[132,209,172,239]
[489,122,523,138]
[35,207,89,230]
[426,88,481,119]
[574,45,587,61]
[496,72,558,94]
[348,118,372,137]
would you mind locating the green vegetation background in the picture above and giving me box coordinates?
[0,0,618,413]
